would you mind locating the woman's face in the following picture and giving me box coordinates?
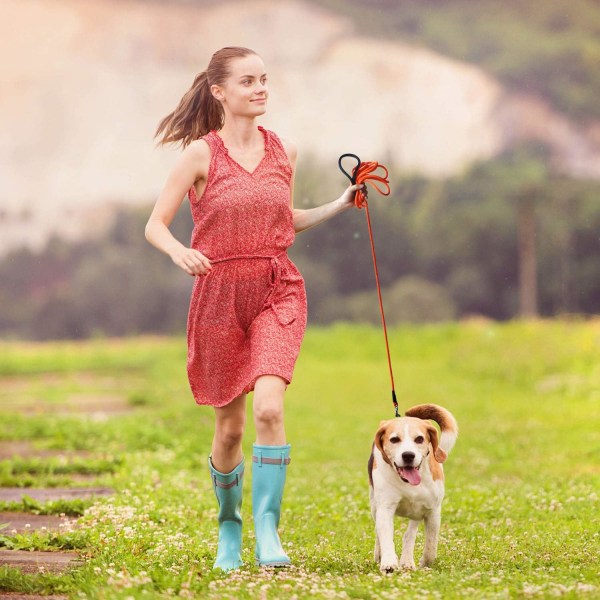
[212,54,268,118]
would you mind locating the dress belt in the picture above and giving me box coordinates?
[208,251,295,326]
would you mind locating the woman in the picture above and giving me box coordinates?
[145,46,362,571]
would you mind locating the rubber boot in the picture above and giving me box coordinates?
[208,456,244,571]
[252,443,291,567]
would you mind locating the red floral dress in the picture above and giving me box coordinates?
[186,126,307,407]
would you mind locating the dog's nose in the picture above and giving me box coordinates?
[402,452,415,464]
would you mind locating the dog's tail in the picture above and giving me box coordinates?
[405,404,458,455]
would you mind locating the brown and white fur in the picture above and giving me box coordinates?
[368,404,458,572]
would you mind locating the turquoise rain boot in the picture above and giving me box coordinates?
[208,456,244,571]
[252,444,292,567]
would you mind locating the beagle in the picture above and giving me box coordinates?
[368,404,458,572]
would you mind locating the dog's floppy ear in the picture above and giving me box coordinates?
[374,422,393,466]
[427,424,447,463]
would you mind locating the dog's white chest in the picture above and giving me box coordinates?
[373,467,442,518]
[393,485,442,521]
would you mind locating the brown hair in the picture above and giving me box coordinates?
[154,46,258,148]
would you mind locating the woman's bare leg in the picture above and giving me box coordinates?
[211,392,246,472]
[253,375,287,445]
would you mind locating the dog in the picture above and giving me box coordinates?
[368,404,458,572]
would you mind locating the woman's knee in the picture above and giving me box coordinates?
[215,420,244,448]
[253,391,283,428]
[253,396,284,428]
[214,394,246,449]
[253,376,286,427]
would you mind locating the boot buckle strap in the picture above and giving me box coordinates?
[252,453,291,467]
[213,470,244,489]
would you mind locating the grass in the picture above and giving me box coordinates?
[0,321,599,598]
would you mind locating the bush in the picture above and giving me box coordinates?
[316,276,456,324]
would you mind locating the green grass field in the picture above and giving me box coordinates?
[0,321,598,599]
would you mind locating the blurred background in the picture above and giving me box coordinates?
[1,0,599,340]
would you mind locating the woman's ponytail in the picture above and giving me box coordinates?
[154,46,257,148]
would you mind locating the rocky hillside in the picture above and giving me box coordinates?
[1,0,599,254]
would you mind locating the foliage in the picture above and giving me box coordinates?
[316,276,456,324]
[0,323,598,597]
[310,0,600,122]
[296,146,600,322]
[0,206,194,340]
[0,148,599,339]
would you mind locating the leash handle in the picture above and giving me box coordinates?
[338,153,361,185]
[338,153,399,418]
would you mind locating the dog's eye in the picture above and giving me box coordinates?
[414,436,425,444]
[389,437,400,444]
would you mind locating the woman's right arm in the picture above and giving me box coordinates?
[145,141,213,276]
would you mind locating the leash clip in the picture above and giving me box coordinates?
[393,390,401,418]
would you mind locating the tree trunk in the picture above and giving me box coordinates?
[518,195,538,318]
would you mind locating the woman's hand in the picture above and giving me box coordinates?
[169,245,213,276]
[337,183,366,210]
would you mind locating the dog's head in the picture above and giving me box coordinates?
[374,417,446,486]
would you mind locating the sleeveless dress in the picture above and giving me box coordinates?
[186,125,308,408]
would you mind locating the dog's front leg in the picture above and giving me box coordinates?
[420,509,441,567]
[375,504,398,572]
[399,519,419,570]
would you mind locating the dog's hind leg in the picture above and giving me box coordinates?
[370,489,381,564]
[373,527,381,563]
[420,508,441,567]
[398,519,418,570]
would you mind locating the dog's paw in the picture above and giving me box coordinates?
[399,559,416,571]
[419,556,435,569]
[379,556,399,573]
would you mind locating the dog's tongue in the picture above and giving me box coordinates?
[400,467,421,486]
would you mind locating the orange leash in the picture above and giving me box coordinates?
[338,154,399,417]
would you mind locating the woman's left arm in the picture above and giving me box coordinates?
[282,138,363,233]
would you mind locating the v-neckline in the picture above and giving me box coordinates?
[214,126,268,176]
